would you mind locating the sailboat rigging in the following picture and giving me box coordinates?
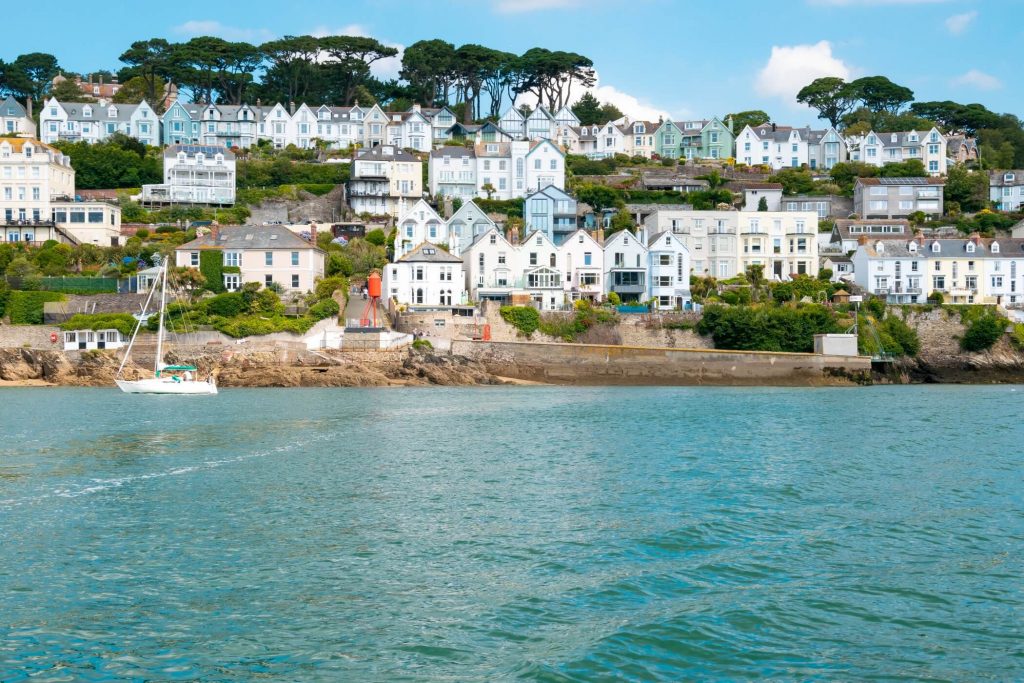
[115,261,217,395]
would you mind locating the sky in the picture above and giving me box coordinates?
[5,0,1019,126]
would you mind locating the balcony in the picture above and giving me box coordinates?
[709,227,736,235]
[872,287,891,294]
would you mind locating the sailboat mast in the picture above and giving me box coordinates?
[155,261,167,376]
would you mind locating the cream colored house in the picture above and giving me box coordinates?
[643,208,819,280]
[347,144,422,218]
[175,225,325,293]
[0,137,122,246]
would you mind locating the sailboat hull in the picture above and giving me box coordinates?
[116,378,218,395]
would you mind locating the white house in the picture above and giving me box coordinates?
[849,128,947,176]
[447,199,496,256]
[463,227,518,303]
[852,238,930,304]
[604,228,649,302]
[39,98,159,146]
[519,229,563,310]
[647,230,692,310]
[141,144,236,205]
[429,140,565,201]
[735,123,846,170]
[0,96,35,136]
[990,170,1024,212]
[383,241,466,307]
[559,228,604,303]
[394,199,448,258]
[571,121,627,159]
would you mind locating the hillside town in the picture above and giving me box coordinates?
[2,34,1024,378]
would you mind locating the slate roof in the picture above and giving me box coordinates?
[356,145,419,162]
[397,241,463,263]
[990,170,1024,187]
[856,177,945,186]
[430,146,475,159]
[833,219,911,241]
[1,95,28,117]
[54,100,148,122]
[177,225,320,251]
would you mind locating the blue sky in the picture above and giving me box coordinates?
[6,0,1018,125]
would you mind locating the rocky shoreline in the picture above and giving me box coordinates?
[0,347,508,388]
[2,344,1024,388]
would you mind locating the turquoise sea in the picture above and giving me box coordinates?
[1,386,1022,681]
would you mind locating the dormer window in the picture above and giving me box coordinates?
[108,107,117,118]
[82,105,92,117]
[992,242,1000,253]
[966,242,975,253]
[1005,173,1015,182]
[931,242,940,253]
[908,242,918,253]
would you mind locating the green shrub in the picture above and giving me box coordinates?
[607,291,621,306]
[364,229,387,246]
[6,291,64,324]
[865,297,886,319]
[0,279,9,318]
[500,305,540,337]
[697,303,838,352]
[60,313,139,337]
[203,292,246,317]
[314,275,349,302]
[308,298,340,321]
[927,291,944,304]
[961,313,1006,352]
[412,338,433,350]
[879,315,920,357]
[1011,323,1024,351]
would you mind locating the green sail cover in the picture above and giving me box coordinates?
[162,365,198,371]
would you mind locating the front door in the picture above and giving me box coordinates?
[773,261,783,279]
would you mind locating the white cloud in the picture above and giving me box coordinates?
[808,0,950,5]
[951,69,1002,90]
[755,41,854,105]
[172,20,273,43]
[944,11,977,34]
[492,0,583,12]
[310,24,404,80]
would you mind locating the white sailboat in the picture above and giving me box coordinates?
[115,260,218,395]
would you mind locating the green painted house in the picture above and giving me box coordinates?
[654,119,683,159]
[699,117,735,160]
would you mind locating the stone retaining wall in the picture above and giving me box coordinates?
[451,340,872,386]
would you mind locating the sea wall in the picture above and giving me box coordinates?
[450,340,872,386]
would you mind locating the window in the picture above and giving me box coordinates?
[529,252,538,266]
[224,274,240,291]
[224,252,240,267]
[414,266,425,281]
[265,251,273,266]
[190,252,199,267]
[291,274,300,288]
[933,275,945,290]
[583,251,592,266]
[264,274,273,287]
[498,252,506,264]
[87,211,103,223]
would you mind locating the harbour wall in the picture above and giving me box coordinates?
[450,340,873,386]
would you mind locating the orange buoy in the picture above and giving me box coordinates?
[50,332,58,344]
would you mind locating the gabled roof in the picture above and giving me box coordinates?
[604,228,649,251]
[397,241,462,263]
[397,198,443,224]
[176,225,320,251]
[467,226,512,249]
[1,95,28,117]
[430,145,475,159]
[862,128,941,149]
[449,199,495,227]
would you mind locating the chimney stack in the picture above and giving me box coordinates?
[596,228,605,244]
[289,101,295,115]
[210,223,220,242]
[858,235,868,246]
[771,122,776,132]
[26,96,32,120]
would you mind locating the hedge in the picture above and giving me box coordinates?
[199,250,225,293]
[697,304,839,353]
[6,291,64,324]
[60,313,139,337]
[308,298,340,321]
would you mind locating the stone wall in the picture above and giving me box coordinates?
[451,340,872,386]
[0,325,62,349]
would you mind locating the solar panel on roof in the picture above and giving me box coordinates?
[877,177,927,185]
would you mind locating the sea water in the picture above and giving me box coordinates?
[0,386,1021,681]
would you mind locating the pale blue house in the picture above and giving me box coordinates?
[163,100,198,146]
[525,184,578,245]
